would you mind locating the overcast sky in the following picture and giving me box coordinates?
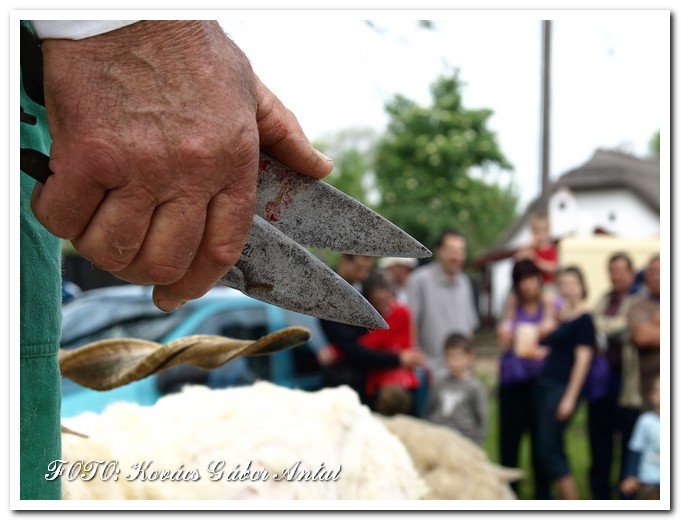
[222,11,668,209]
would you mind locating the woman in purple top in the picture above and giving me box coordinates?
[496,259,559,499]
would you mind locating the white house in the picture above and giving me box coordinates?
[474,148,660,320]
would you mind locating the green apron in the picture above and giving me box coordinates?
[20,22,62,499]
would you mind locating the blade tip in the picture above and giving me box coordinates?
[401,243,432,259]
[392,247,431,259]
[364,315,389,330]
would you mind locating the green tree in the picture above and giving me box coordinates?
[373,70,517,255]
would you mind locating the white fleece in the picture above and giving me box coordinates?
[61,382,429,500]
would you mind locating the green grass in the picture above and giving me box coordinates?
[478,372,621,500]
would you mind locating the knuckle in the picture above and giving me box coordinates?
[228,130,260,171]
[62,136,125,188]
[204,244,241,274]
[144,262,188,285]
[39,215,81,240]
[176,135,218,168]
[223,179,257,211]
[31,194,84,241]
[75,229,142,272]
[86,250,130,273]
[264,116,294,147]
[82,142,120,176]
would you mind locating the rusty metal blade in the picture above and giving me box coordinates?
[256,153,431,258]
[219,216,388,330]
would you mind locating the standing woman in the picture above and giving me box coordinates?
[496,259,558,499]
[536,266,596,500]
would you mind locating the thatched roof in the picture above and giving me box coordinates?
[472,149,660,268]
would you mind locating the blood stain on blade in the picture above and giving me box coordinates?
[260,157,309,223]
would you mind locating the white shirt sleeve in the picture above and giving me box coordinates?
[30,20,139,40]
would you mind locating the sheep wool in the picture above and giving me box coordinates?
[61,382,429,500]
[379,415,522,500]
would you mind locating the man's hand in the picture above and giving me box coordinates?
[32,21,332,311]
[399,349,426,370]
[315,345,339,367]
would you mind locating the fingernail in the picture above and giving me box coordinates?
[314,149,333,163]
[156,299,184,312]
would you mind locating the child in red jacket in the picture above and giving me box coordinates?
[359,272,422,412]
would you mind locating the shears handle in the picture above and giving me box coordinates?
[21,148,52,184]
[20,23,45,106]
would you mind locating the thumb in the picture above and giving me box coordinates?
[254,76,333,179]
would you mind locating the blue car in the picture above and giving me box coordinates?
[60,285,328,417]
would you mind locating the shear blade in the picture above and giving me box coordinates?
[256,153,431,258]
[219,216,388,330]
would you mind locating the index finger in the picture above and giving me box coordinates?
[255,77,333,180]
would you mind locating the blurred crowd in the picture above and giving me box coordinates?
[316,212,661,501]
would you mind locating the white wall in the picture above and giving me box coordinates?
[569,189,660,238]
[491,257,514,318]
